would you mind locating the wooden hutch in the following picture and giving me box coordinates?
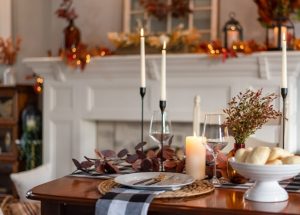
[0,85,38,194]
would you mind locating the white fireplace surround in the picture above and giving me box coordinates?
[24,52,300,178]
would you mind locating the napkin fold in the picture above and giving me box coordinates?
[95,188,163,215]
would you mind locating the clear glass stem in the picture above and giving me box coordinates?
[212,152,220,184]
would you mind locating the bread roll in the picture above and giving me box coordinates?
[266,159,282,165]
[235,148,246,162]
[240,148,253,163]
[282,156,300,164]
[245,146,271,165]
[268,147,293,161]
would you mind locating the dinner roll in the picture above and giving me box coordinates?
[240,148,253,163]
[235,148,246,162]
[245,146,271,165]
[268,147,292,161]
[282,156,300,164]
[266,159,282,165]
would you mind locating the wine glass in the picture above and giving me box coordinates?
[202,113,229,184]
[149,110,172,171]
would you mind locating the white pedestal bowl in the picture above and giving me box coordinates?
[229,158,300,202]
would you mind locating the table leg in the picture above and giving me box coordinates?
[41,201,62,215]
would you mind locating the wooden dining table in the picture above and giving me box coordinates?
[27,176,300,215]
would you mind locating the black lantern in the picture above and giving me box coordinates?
[266,17,295,50]
[223,12,243,49]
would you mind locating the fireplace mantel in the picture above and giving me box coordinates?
[24,52,300,178]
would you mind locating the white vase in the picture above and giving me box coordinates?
[3,66,16,86]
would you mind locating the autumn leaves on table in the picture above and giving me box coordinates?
[72,137,185,176]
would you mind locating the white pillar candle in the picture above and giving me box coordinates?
[161,41,166,100]
[282,32,287,88]
[227,30,239,48]
[185,136,206,180]
[140,28,146,88]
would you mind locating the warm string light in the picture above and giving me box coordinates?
[34,75,44,93]
[25,73,44,94]
[198,40,266,61]
[61,44,112,70]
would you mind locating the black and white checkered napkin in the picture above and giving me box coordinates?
[95,188,164,215]
[216,174,300,192]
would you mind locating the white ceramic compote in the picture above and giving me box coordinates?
[229,157,300,202]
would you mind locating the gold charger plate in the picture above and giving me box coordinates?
[98,179,214,199]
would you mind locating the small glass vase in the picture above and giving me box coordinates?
[3,66,16,86]
[227,143,248,184]
[64,19,81,50]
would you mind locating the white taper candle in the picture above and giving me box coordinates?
[193,95,201,136]
[161,41,166,100]
[282,32,287,88]
[140,28,146,88]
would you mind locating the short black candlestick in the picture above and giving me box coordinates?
[159,100,166,172]
[281,88,288,150]
[140,87,146,152]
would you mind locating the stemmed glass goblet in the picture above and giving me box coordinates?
[149,110,172,171]
[202,113,229,184]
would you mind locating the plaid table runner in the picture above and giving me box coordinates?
[95,188,163,215]
[216,174,300,192]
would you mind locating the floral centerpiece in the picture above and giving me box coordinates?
[56,0,80,50]
[0,37,21,85]
[223,88,282,183]
[55,0,78,21]
[223,88,281,145]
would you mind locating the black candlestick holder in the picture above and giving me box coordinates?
[140,87,146,152]
[159,100,166,172]
[281,88,288,150]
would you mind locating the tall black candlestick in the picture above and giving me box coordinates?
[281,88,288,150]
[159,100,166,172]
[140,87,146,152]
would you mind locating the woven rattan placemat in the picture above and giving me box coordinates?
[98,179,214,199]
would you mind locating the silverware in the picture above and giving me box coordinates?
[132,178,154,185]
[144,175,176,185]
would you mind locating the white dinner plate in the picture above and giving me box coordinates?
[114,172,195,191]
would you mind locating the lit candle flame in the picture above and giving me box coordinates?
[140,28,144,37]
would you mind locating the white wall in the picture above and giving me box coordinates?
[12,0,52,82]
[9,0,267,83]
[0,0,12,38]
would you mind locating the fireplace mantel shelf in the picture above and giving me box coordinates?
[24,52,300,82]
[23,52,300,178]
